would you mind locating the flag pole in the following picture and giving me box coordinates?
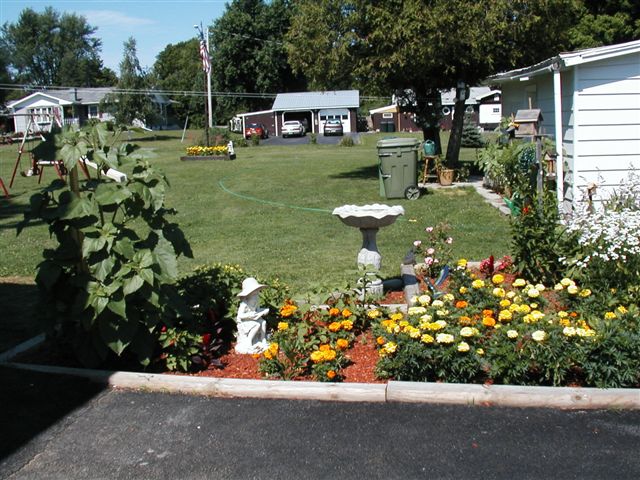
[195,22,212,145]
[206,27,213,130]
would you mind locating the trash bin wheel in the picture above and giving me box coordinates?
[405,185,420,200]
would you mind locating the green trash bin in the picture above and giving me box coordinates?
[377,137,421,200]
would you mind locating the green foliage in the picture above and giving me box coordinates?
[18,123,193,369]
[209,0,307,121]
[103,38,157,127]
[568,0,640,49]
[339,136,354,147]
[309,133,317,144]
[250,133,261,146]
[0,6,112,87]
[460,116,485,148]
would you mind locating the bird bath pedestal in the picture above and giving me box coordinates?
[332,204,405,299]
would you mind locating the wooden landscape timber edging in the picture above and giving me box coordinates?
[4,360,640,409]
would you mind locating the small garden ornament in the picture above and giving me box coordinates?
[235,277,270,354]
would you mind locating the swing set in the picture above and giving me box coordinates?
[1,112,126,199]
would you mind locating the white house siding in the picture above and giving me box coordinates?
[572,55,640,204]
[318,108,350,133]
[478,103,502,127]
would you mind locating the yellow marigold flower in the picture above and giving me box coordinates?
[579,288,592,298]
[492,274,505,284]
[319,344,331,351]
[376,336,386,345]
[509,303,520,313]
[341,320,353,331]
[263,342,279,359]
[604,312,617,320]
[329,307,341,317]
[457,258,468,268]
[559,318,571,327]
[336,338,349,350]
[558,311,569,318]
[435,309,449,318]
[534,283,546,292]
[390,312,404,321]
[460,326,475,337]
[279,303,298,318]
[531,310,545,321]
[327,370,336,380]
[383,342,398,353]
[436,333,454,344]
[500,299,511,308]
[527,288,540,298]
[476,348,485,355]
[443,293,455,303]
[432,299,445,308]
[498,310,513,322]
[310,350,325,363]
[459,286,468,294]
[408,327,421,339]
[324,349,337,361]
[399,320,410,328]
[560,278,574,286]
[554,283,564,291]
[530,303,538,309]
[567,285,579,295]
[367,309,381,319]
[418,294,432,306]
[512,278,526,287]
[493,287,506,298]
[427,321,444,331]
[277,322,289,331]
[408,306,428,316]
[617,306,628,315]
[457,342,470,352]
[420,314,433,322]
[328,322,341,332]
[577,328,595,337]
[482,316,496,327]
[341,308,352,318]
[472,279,485,289]
[507,329,518,339]
[506,291,516,299]
[531,330,547,342]
[421,334,435,344]
[563,326,577,337]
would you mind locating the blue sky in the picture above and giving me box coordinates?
[0,0,228,74]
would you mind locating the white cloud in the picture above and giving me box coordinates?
[80,10,156,28]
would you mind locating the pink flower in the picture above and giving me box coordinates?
[445,237,453,244]
[425,227,434,233]
[426,247,435,255]
[424,257,434,266]
[413,240,422,247]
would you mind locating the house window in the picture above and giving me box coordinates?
[88,105,99,118]
[382,112,393,119]
[28,107,53,123]
[492,107,500,113]
[441,107,451,116]
[320,115,327,121]
[341,114,348,120]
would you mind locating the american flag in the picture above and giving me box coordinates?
[199,37,210,74]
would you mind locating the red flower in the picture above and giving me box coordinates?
[202,333,212,345]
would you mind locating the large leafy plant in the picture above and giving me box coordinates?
[19,123,193,368]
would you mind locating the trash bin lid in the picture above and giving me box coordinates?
[376,137,420,149]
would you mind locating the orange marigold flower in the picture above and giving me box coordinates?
[310,350,324,363]
[327,370,337,379]
[376,336,386,345]
[342,308,353,318]
[328,322,341,332]
[336,338,349,350]
[482,316,496,327]
[569,311,579,318]
[279,303,298,318]
[329,307,341,317]
[455,300,468,309]
[319,344,331,351]
[482,309,494,317]
[458,316,473,325]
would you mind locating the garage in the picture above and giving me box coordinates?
[318,108,351,134]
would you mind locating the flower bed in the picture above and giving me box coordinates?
[181,145,232,161]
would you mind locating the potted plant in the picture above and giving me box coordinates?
[434,156,455,186]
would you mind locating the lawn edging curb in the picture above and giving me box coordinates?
[4,361,639,409]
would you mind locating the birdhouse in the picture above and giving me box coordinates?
[513,109,543,137]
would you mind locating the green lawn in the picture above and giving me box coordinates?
[0,129,509,296]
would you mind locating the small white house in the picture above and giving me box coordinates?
[487,39,640,210]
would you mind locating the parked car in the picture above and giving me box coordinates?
[281,120,305,137]
[244,123,268,139]
[323,119,344,136]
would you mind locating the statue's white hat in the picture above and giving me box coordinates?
[237,277,267,297]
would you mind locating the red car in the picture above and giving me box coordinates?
[244,123,268,139]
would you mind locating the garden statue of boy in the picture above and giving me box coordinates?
[235,277,270,354]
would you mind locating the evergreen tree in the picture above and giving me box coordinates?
[460,115,485,148]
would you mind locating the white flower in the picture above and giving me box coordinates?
[531,330,547,342]
[417,294,431,306]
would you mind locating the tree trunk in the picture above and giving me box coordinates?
[445,87,467,169]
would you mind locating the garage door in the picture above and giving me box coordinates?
[318,109,350,133]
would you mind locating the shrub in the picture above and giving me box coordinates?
[339,136,354,147]
[460,115,485,148]
[250,133,260,146]
[411,223,453,279]
[310,133,317,144]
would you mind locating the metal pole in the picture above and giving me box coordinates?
[206,27,213,130]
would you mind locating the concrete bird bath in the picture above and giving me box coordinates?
[332,204,405,298]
